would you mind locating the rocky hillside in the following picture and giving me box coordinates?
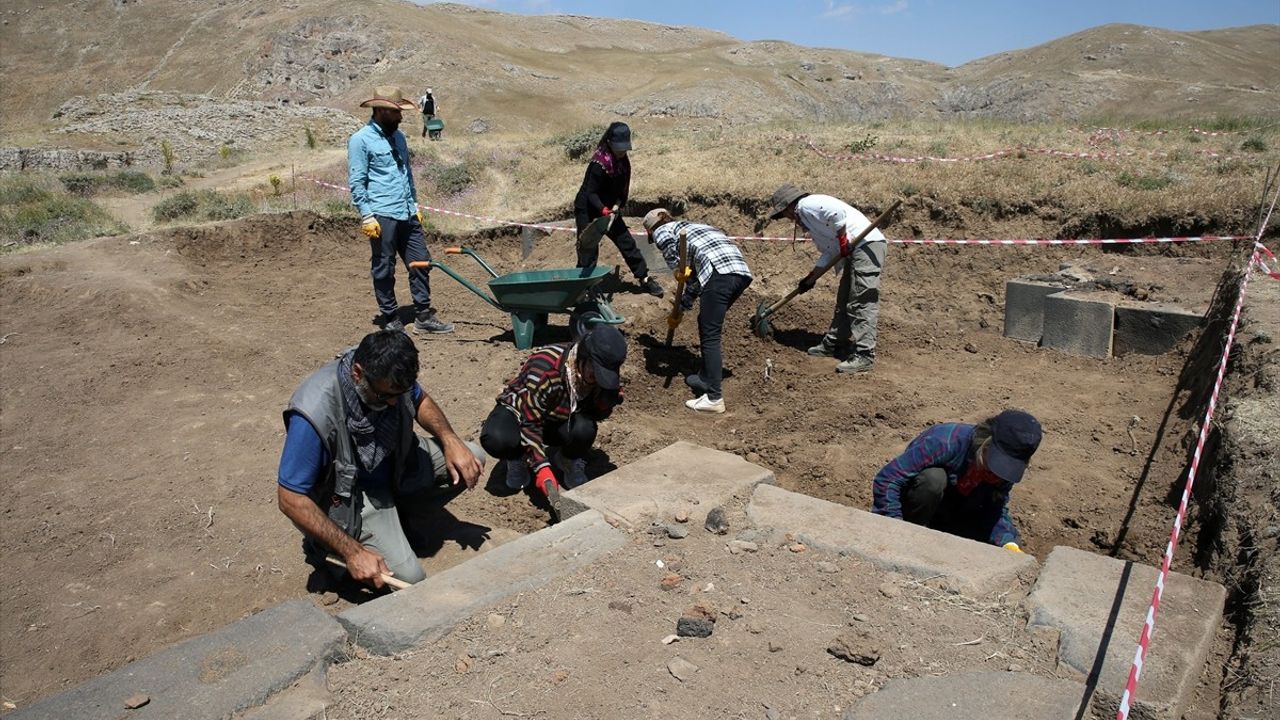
[0,0,1276,143]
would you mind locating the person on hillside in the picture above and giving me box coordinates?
[643,208,753,414]
[573,122,664,298]
[766,184,887,374]
[348,86,453,335]
[418,88,437,138]
[871,410,1043,551]
[480,325,627,521]
[276,330,486,588]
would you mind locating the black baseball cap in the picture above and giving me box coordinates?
[581,325,627,391]
[606,122,632,152]
[986,410,1042,483]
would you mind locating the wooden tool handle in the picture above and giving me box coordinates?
[325,555,413,591]
[409,261,431,270]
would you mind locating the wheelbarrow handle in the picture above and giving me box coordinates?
[409,261,431,269]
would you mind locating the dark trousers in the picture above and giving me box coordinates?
[370,215,432,319]
[694,272,752,400]
[479,405,597,462]
[573,207,649,280]
[901,467,1006,544]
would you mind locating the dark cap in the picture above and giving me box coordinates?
[581,325,627,391]
[606,122,632,152]
[986,410,1042,483]
[767,183,808,220]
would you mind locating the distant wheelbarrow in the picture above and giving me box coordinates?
[426,117,445,140]
[411,247,624,349]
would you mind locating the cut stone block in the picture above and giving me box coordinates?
[9,600,345,720]
[846,672,1086,719]
[1040,291,1115,358]
[1004,278,1067,343]
[1026,546,1227,720]
[561,441,774,526]
[1113,302,1203,356]
[747,485,1038,599]
[338,509,626,655]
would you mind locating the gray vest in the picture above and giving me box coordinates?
[283,358,416,538]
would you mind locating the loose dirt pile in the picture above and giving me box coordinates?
[0,209,1235,708]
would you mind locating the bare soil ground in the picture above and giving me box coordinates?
[0,209,1236,709]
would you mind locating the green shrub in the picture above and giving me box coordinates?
[846,132,879,154]
[112,170,156,193]
[1116,172,1174,191]
[160,139,175,175]
[554,126,605,161]
[152,190,254,223]
[305,127,317,150]
[1241,137,1267,153]
[926,140,948,157]
[432,162,474,195]
[59,171,156,196]
[60,174,100,196]
[0,176,126,247]
[158,175,184,189]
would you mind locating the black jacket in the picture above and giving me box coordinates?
[573,155,630,216]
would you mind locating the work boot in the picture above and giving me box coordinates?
[835,354,875,374]
[686,394,726,414]
[505,460,531,490]
[685,373,710,395]
[807,339,844,358]
[383,315,406,333]
[413,309,455,334]
[563,456,588,489]
[639,276,665,298]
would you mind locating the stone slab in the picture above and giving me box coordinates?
[560,441,775,526]
[747,484,1039,598]
[1113,302,1203,356]
[846,672,1086,719]
[1026,546,1227,720]
[338,509,627,655]
[1004,278,1068,343]
[1040,290,1115,358]
[10,600,345,720]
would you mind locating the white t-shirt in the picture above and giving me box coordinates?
[794,194,885,270]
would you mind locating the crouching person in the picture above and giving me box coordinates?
[871,410,1042,552]
[277,330,486,588]
[480,325,627,521]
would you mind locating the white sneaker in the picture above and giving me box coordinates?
[685,394,726,414]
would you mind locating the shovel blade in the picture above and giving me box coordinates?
[751,300,772,338]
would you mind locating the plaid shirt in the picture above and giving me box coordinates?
[872,422,1020,546]
[652,221,752,310]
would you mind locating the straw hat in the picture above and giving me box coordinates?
[359,86,416,111]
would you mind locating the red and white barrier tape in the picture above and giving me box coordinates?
[1071,126,1259,138]
[1116,176,1279,718]
[303,176,1244,247]
[798,136,1242,164]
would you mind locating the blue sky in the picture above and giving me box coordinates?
[418,0,1280,67]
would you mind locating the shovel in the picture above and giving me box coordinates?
[663,230,689,347]
[750,199,901,339]
[325,555,412,591]
[577,204,619,251]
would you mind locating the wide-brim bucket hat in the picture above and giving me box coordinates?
[360,86,417,111]
[767,184,809,219]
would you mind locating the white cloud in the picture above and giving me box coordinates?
[821,1,857,19]
[880,0,908,15]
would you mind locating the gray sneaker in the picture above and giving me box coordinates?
[835,355,875,374]
[384,316,406,333]
[413,310,455,334]
[808,340,849,358]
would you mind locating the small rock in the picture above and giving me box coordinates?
[676,617,715,638]
[660,573,683,591]
[768,640,783,653]
[739,596,750,604]
[828,632,881,666]
[674,510,690,523]
[1263,526,1279,538]
[653,538,667,548]
[667,656,699,681]
[746,451,761,464]
[746,621,765,634]
[788,542,808,553]
[765,707,781,720]
[551,669,570,683]
[878,582,901,599]
[704,507,729,534]
[318,592,339,606]
[124,694,150,709]
[662,634,680,645]
[728,540,758,554]
[487,613,506,629]
[608,600,633,613]
[666,524,689,540]
[964,343,978,354]
[455,655,474,674]
[1007,663,1025,673]
[816,561,839,574]
[850,612,869,623]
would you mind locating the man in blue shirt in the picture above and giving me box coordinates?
[348,86,453,334]
[277,330,485,588]
[871,410,1042,552]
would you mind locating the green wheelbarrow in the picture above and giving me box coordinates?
[410,247,624,350]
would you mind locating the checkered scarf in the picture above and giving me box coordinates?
[337,350,399,472]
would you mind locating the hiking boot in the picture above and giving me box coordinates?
[384,316,406,333]
[640,276,665,298]
[505,460,531,490]
[563,456,588,489]
[835,355,875,374]
[685,394,726,414]
[807,340,845,358]
[684,373,710,395]
[413,310,455,334]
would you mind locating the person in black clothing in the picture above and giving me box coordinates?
[418,89,436,138]
[573,122,664,298]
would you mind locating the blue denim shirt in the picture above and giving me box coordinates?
[347,120,418,221]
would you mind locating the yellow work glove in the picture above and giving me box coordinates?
[667,313,682,331]
[415,208,425,224]
[675,266,693,283]
[360,216,381,239]
[1002,542,1023,554]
